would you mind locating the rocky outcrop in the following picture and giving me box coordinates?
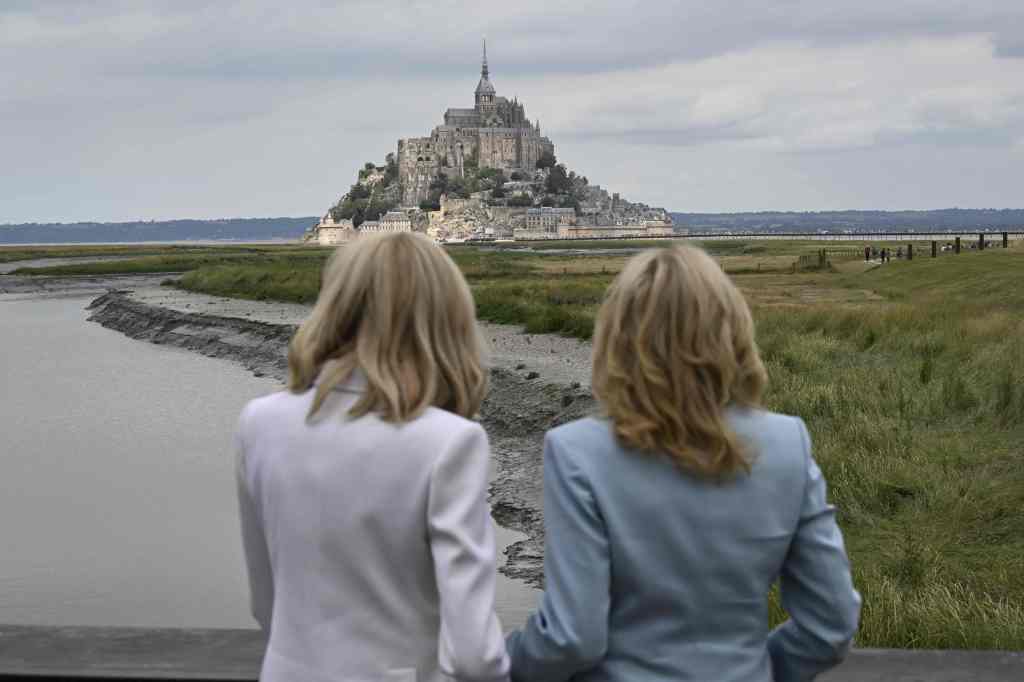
[86,291,596,588]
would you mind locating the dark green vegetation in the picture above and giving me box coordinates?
[328,150,588,218]
[6,245,329,276]
[10,238,1024,648]
[0,244,227,264]
[330,156,401,227]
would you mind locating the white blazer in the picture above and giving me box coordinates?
[234,372,510,682]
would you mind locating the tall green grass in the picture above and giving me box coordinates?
[83,242,1024,648]
[11,251,329,277]
[0,244,228,264]
[753,254,1024,648]
[473,273,611,338]
[175,260,326,303]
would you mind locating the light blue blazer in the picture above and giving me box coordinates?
[507,408,861,682]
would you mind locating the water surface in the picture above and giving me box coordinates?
[0,294,536,629]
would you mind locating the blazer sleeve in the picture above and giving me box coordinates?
[427,422,510,682]
[234,411,275,632]
[506,430,611,682]
[767,418,862,682]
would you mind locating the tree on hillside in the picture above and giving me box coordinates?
[363,198,395,223]
[447,176,471,199]
[384,153,398,185]
[558,195,580,211]
[545,163,571,194]
[477,167,502,181]
[331,181,373,222]
[358,161,378,181]
[348,183,371,201]
[508,193,533,207]
[428,172,449,197]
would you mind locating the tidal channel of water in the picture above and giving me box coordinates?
[0,294,537,630]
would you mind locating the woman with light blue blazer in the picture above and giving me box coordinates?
[507,245,861,682]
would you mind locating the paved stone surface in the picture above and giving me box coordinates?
[1,627,1021,680]
[824,648,1024,681]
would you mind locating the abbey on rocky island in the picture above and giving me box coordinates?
[310,41,677,245]
[397,41,555,206]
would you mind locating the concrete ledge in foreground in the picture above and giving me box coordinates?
[1,626,1022,681]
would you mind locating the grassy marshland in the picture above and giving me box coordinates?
[10,238,1024,648]
[177,242,1024,649]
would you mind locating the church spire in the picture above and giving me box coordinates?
[475,36,496,105]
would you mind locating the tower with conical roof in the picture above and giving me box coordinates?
[474,38,496,114]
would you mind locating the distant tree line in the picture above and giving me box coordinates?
[670,209,1024,233]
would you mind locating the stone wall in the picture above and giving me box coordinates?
[440,196,484,216]
[556,224,673,239]
[488,206,528,225]
[317,227,355,245]
[398,137,441,206]
[512,228,560,240]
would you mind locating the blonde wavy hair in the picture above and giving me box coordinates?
[288,232,487,422]
[592,245,767,478]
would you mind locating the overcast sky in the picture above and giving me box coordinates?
[3,1,1024,223]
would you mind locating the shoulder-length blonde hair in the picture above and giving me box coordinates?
[288,232,486,422]
[592,244,767,479]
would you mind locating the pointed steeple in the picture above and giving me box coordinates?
[475,36,496,105]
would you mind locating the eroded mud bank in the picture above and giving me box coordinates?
[87,291,596,587]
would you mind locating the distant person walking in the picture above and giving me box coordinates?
[235,233,509,682]
[506,245,861,682]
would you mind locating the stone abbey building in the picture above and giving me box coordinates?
[398,42,554,206]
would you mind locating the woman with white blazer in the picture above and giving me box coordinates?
[234,232,510,682]
[506,245,861,682]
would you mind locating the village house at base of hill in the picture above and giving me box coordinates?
[309,42,679,245]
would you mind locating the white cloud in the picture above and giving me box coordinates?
[3,1,1024,221]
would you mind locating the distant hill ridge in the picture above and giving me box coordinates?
[0,217,317,244]
[671,208,1024,233]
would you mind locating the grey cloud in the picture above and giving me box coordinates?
[565,123,763,148]
[4,0,1024,223]
[9,1,1024,82]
